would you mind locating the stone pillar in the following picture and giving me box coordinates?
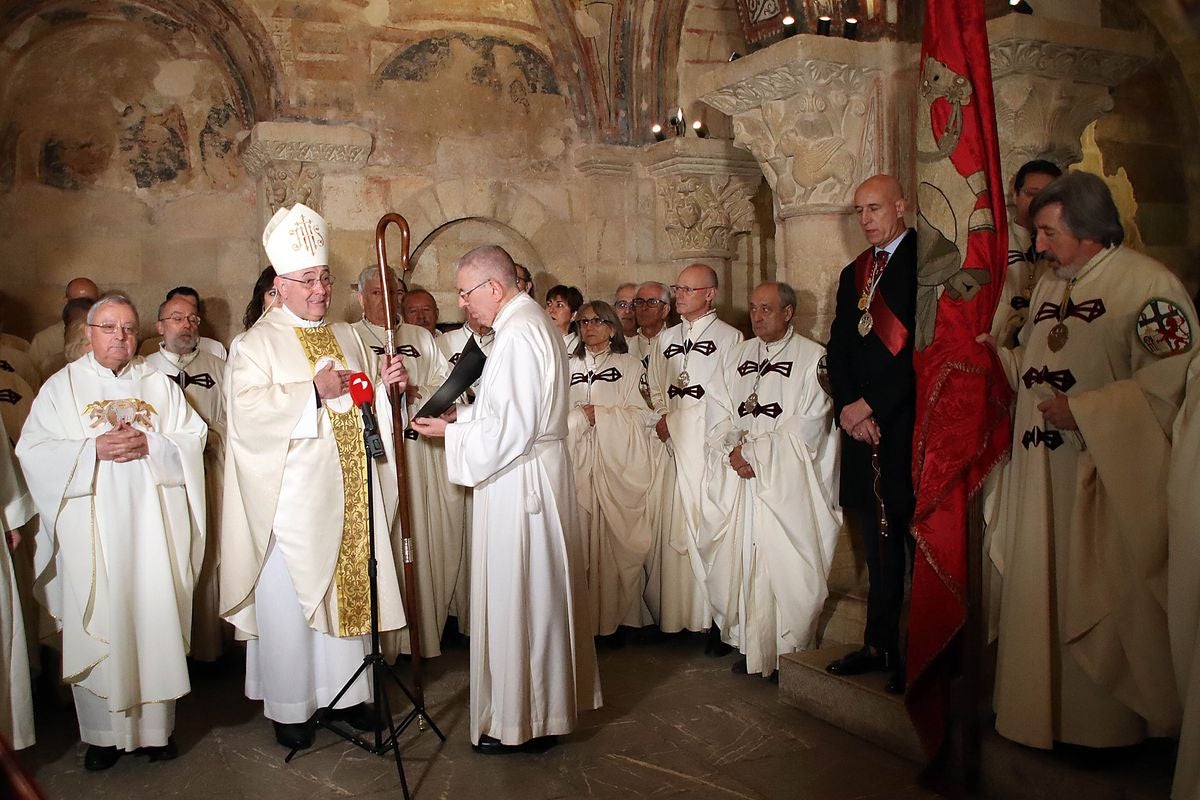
[240,120,374,226]
[988,14,1153,189]
[698,34,918,339]
[643,138,762,313]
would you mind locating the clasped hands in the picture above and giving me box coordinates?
[96,419,149,463]
[728,444,755,480]
[840,398,881,447]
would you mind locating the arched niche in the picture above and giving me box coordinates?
[406,218,545,325]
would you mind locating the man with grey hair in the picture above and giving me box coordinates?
[17,292,208,770]
[402,289,441,336]
[514,263,536,298]
[411,244,600,754]
[351,265,459,662]
[700,282,841,679]
[988,170,1197,753]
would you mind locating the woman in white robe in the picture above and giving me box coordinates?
[546,284,582,355]
[565,302,655,638]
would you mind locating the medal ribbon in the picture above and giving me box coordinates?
[853,247,908,356]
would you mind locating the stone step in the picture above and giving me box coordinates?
[816,589,867,648]
[778,645,1175,800]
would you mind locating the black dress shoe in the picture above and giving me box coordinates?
[731,657,748,675]
[472,734,522,755]
[704,627,733,657]
[825,647,891,676]
[84,745,121,771]
[273,721,315,750]
[521,735,559,754]
[140,737,178,762]
[333,702,378,731]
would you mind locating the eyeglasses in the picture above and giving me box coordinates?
[458,279,491,301]
[88,323,138,337]
[280,274,335,290]
[670,285,715,296]
[577,318,610,327]
[158,314,201,325]
[614,301,635,310]
[632,298,669,307]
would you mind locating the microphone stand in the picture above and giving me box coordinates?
[284,399,444,799]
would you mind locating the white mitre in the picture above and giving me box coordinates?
[263,202,329,275]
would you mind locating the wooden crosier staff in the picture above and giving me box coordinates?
[374,212,426,704]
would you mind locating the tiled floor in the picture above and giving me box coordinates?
[18,632,938,799]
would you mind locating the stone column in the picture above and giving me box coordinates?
[643,138,762,312]
[698,34,918,339]
[988,14,1153,188]
[240,121,374,225]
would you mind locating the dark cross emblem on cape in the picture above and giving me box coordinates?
[738,401,783,418]
[1022,426,1064,450]
[369,344,421,358]
[667,384,705,399]
[735,360,794,378]
[570,367,622,386]
[1034,298,1106,324]
[1022,366,1076,393]
[0,388,20,404]
[663,340,717,359]
[176,371,216,390]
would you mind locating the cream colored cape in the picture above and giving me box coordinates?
[700,333,842,674]
[16,353,207,712]
[0,414,35,748]
[353,318,458,659]
[1170,355,1200,799]
[444,294,600,745]
[644,314,743,632]
[146,347,228,660]
[221,306,406,638]
[567,350,656,635]
[991,246,1195,748]
[27,323,64,381]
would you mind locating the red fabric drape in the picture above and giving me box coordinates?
[907,0,1013,760]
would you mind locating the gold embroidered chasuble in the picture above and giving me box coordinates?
[221,307,406,640]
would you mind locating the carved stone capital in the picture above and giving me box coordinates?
[987,15,1153,184]
[261,161,322,215]
[698,35,917,219]
[241,121,374,177]
[575,144,639,177]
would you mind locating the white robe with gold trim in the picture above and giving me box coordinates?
[222,306,406,723]
[991,245,1195,749]
[700,334,841,675]
[16,353,207,749]
[567,350,655,635]
[444,293,600,745]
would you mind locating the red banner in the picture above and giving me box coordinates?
[908,0,1013,760]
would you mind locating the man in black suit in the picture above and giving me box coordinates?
[824,175,917,695]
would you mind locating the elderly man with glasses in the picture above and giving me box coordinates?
[16,292,208,770]
[146,292,230,663]
[644,264,742,652]
[411,245,600,755]
[221,203,411,752]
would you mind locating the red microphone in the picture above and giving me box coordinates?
[349,372,385,457]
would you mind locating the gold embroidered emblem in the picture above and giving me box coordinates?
[82,398,157,429]
[294,325,371,637]
[289,213,326,257]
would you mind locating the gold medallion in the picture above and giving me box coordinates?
[858,312,874,337]
[857,295,869,311]
[1047,322,1069,352]
[746,392,758,410]
[678,370,690,387]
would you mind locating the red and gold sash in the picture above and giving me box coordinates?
[854,247,909,356]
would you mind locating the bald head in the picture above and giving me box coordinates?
[458,245,519,289]
[66,277,100,302]
[853,174,908,247]
[673,263,719,322]
[679,263,718,289]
